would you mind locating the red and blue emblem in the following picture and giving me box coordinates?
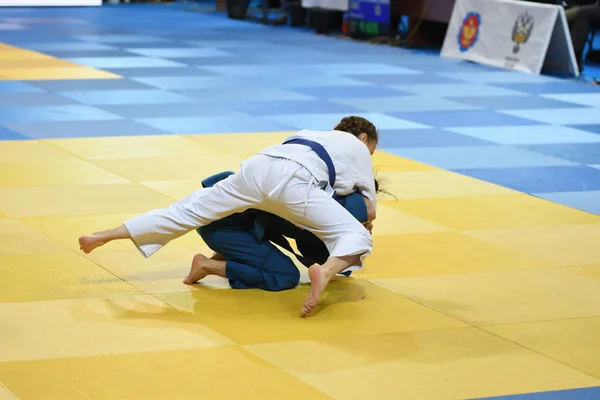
[457,11,481,53]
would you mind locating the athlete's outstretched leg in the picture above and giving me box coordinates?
[79,224,131,254]
[77,156,266,257]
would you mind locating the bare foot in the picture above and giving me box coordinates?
[183,254,211,284]
[79,234,106,254]
[301,263,329,317]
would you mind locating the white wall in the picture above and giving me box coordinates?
[0,0,101,6]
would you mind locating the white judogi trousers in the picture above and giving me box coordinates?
[124,155,373,270]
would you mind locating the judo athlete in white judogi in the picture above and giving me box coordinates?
[79,116,379,317]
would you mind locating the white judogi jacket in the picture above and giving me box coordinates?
[259,129,377,211]
[125,129,376,266]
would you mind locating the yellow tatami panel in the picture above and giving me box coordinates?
[140,178,212,199]
[0,295,233,362]
[468,224,600,267]
[22,214,141,252]
[359,232,549,279]
[0,67,119,80]
[0,43,120,80]
[389,194,600,231]
[0,184,173,218]
[90,153,244,182]
[0,58,81,69]
[85,246,216,294]
[0,219,67,255]
[0,253,140,303]
[0,140,76,163]
[0,44,60,60]
[45,135,218,160]
[0,160,129,188]
[367,203,450,236]
[187,131,294,157]
[244,328,600,400]
[485,317,600,379]
[572,265,600,281]
[157,279,467,345]
[0,347,333,400]
[378,170,517,200]
[372,150,439,172]
[371,268,600,325]
[0,384,17,400]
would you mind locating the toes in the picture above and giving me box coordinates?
[183,265,207,284]
[301,293,314,317]
[300,304,313,317]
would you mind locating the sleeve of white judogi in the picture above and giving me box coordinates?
[351,149,377,212]
[123,170,261,258]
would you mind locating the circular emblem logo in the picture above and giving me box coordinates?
[457,12,481,53]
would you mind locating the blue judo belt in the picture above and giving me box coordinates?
[282,138,336,189]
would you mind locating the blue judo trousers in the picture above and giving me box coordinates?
[196,171,369,291]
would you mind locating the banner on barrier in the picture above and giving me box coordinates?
[0,0,100,5]
[441,0,579,76]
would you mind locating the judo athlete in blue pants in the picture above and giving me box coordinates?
[78,116,379,316]
[190,170,374,291]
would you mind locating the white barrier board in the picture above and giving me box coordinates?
[441,0,579,76]
[301,0,348,11]
[0,0,100,6]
